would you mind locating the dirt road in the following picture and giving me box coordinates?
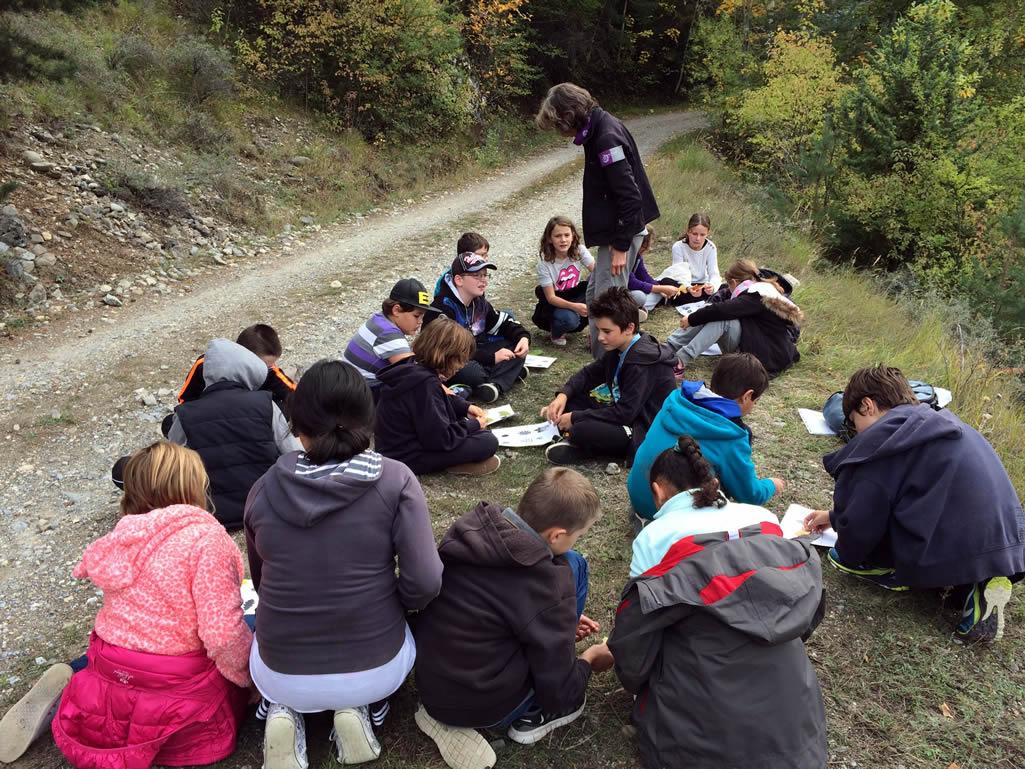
[0,110,706,690]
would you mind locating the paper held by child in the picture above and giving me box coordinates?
[525,354,557,369]
[935,387,952,408]
[676,300,708,317]
[492,421,561,447]
[241,578,258,615]
[798,408,838,436]
[484,404,515,426]
[780,504,838,548]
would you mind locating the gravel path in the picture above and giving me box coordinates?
[0,110,706,691]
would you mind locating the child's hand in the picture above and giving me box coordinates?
[467,404,485,419]
[476,415,489,429]
[442,384,457,397]
[513,338,530,357]
[702,283,715,295]
[803,509,831,533]
[656,285,678,298]
[688,284,703,297]
[580,642,615,673]
[542,394,568,423]
[576,614,601,641]
[679,314,690,329]
[575,303,589,317]
[495,348,516,364]
[771,478,786,495]
[556,412,573,431]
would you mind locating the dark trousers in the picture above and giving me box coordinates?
[450,340,525,395]
[565,392,632,459]
[405,430,499,474]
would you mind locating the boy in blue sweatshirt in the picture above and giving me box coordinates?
[627,353,784,521]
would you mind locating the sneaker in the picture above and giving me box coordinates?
[0,662,73,763]
[473,383,501,404]
[545,440,589,466]
[637,309,649,323]
[507,699,586,745]
[263,703,309,769]
[446,455,501,477]
[330,706,382,765]
[516,366,529,382]
[368,699,389,728]
[955,576,1013,643]
[256,697,271,720]
[414,704,496,769]
[827,548,910,591]
[550,335,568,347]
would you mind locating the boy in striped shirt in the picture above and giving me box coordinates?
[344,278,441,400]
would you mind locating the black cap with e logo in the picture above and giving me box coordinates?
[389,278,441,312]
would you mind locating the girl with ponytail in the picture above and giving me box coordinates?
[629,436,780,576]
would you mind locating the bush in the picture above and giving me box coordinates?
[108,33,160,79]
[177,110,229,149]
[107,163,192,218]
[165,36,233,103]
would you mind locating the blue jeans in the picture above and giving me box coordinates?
[486,550,589,729]
[551,308,582,339]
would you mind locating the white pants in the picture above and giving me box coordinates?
[629,289,664,312]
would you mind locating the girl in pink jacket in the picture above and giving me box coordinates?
[0,441,253,769]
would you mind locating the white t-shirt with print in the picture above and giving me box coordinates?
[671,239,720,286]
[536,245,595,291]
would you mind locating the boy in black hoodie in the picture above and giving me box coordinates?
[542,287,676,465]
[413,468,613,769]
[424,252,530,404]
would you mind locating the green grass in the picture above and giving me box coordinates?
[7,138,1025,769]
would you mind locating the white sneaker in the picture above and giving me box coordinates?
[414,704,496,769]
[263,703,309,769]
[0,662,73,763]
[550,335,568,347]
[330,706,382,765]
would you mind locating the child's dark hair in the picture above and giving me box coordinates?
[236,323,281,358]
[649,436,724,509]
[842,365,917,419]
[290,360,373,465]
[518,467,601,533]
[457,232,489,255]
[588,286,639,331]
[539,216,582,262]
[710,353,769,401]
[381,298,417,316]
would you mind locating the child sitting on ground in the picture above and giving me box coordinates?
[670,212,720,296]
[434,231,490,295]
[630,435,779,576]
[0,442,252,767]
[542,287,676,466]
[627,227,681,312]
[804,365,1025,643]
[627,353,784,521]
[375,317,501,477]
[667,259,803,378]
[342,278,441,401]
[426,252,530,403]
[610,438,826,769]
[531,215,593,346]
[413,468,613,769]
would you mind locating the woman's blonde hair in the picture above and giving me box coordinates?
[120,441,210,516]
[413,318,476,379]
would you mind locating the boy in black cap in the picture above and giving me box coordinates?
[343,278,441,401]
[425,252,530,403]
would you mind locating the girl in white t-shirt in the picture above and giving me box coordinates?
[531,216,595,346]
[671,213,721,299]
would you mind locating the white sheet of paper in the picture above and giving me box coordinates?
[524,354,556,369]
[484,404,515,426]
[241,578,258,615]
[492,421,561,447]
[700,343,722,356]
[798,408,838,436]
[676,300,708,317]
[935,387,952,408]
[780,504,837,548]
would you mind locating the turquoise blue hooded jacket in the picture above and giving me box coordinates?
[627,381,777,519]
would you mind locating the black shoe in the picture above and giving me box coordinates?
[507,700,585,745]
[545,440,589,465]
[473,383,501,404]
[517,365,529,382]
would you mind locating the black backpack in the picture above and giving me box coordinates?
[822,381,940,441]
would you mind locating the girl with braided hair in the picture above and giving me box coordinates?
[630,435,780,576]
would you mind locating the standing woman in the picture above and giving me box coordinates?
[536,83,661,358]
[245,360,443,768]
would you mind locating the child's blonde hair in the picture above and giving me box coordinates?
[724,259,785,293]
[517,468,601,533]
[539,216,583,263]
[120,441,210,517]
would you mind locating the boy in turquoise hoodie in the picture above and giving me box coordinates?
[627,353,784,520]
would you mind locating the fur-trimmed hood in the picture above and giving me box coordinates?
[742,281,804,326]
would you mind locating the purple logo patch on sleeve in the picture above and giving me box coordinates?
[598,145,626,167]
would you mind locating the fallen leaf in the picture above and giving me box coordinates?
[948,763,961,769]
[940,702,954,719]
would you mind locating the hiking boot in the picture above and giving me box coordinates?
[263,703,309,769]
[446,455,501,477]
[955,576,1013,643]
[550,335,568,347]
[473,383,501,404]
[507,699,586,745]
[545,440,590,466]
[0,662,72,763]
[330,706,382,765]
[414,704,496,769]
[827,548,910,591]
